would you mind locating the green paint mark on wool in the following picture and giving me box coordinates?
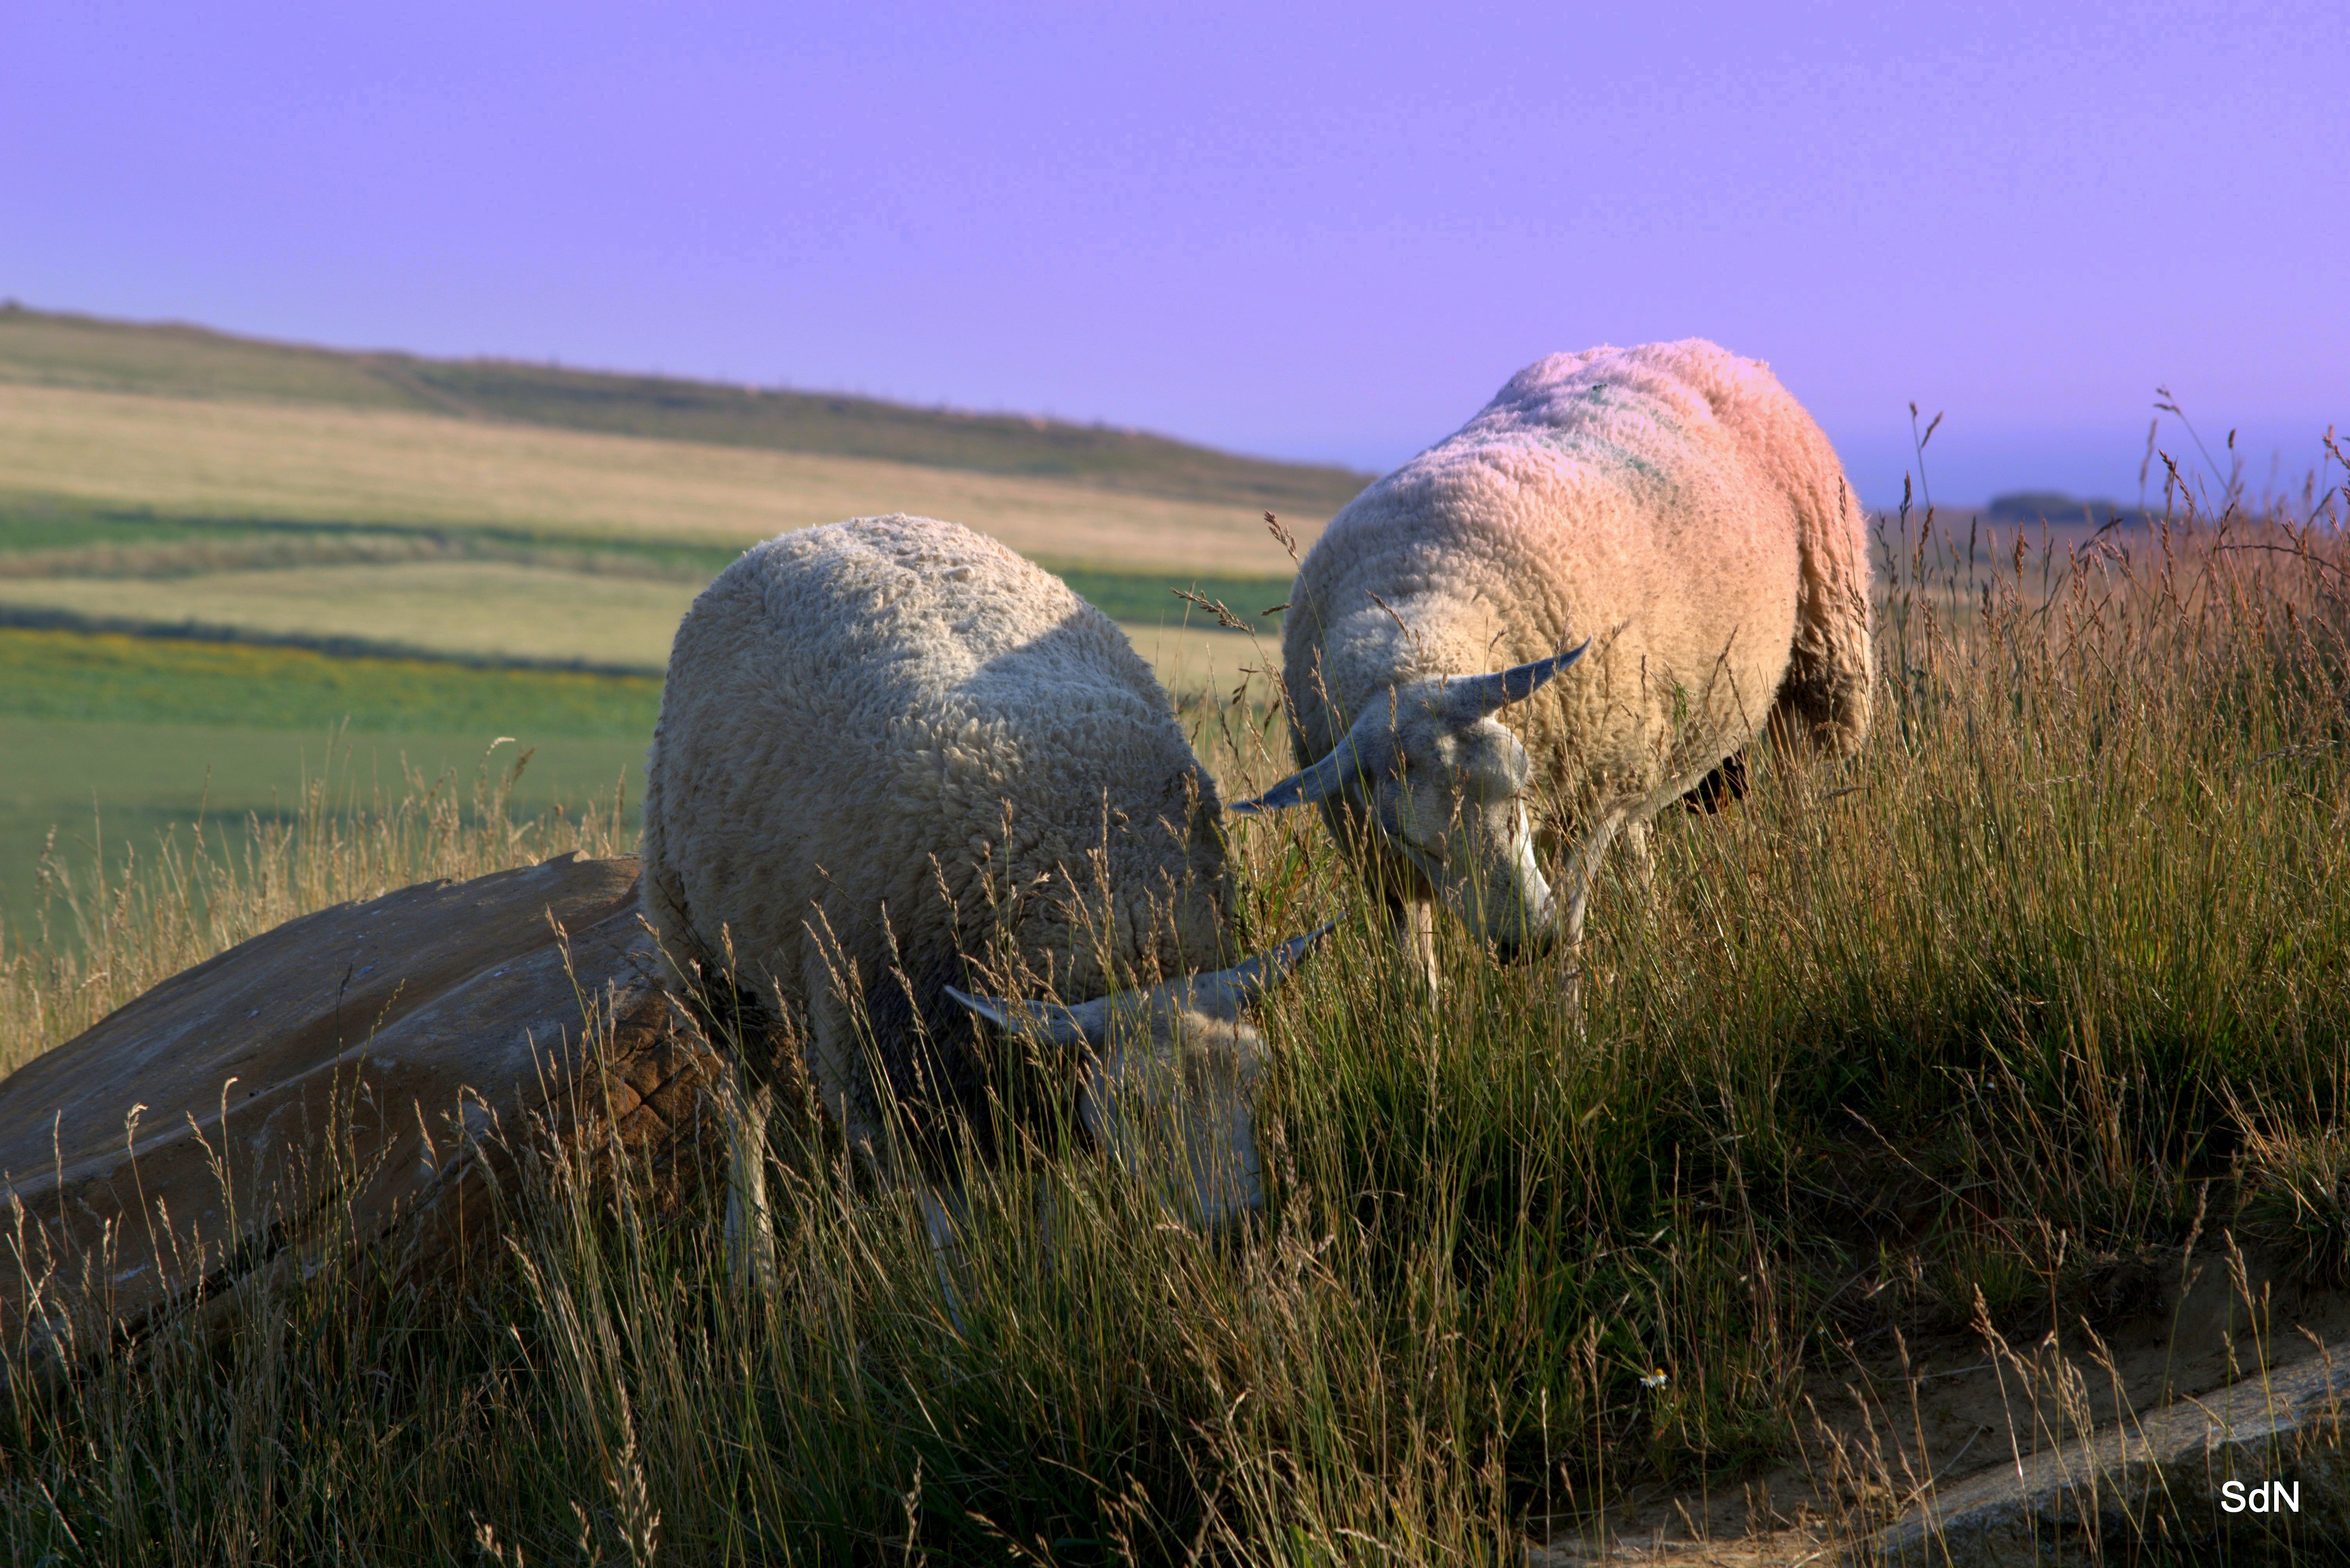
[1512,430,1673,491]
[1452,378,1690,495]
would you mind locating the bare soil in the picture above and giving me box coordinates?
[1536,1244,2350,1564]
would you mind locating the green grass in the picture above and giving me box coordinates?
[0,492,1295,631]
[0,304,1374,511]
[0,716,647,942]
[0,707,649,913]
[0,626,663,736]
[0,490,747,577]
[0,630,658,935]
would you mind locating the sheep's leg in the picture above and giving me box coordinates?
[715,1069,778,1294]
[1388,896,1440,994]
[1556,807,1633,1013]
[917,1180,973,1334]
[1560,809,1631,951]
[800,948,896,1180]
[1615,818,1656,903]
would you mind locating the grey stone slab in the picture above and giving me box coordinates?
[0,854,726,1405]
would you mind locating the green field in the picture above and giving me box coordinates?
[0,626,664,733]
[0,489,749,575]
[0,717,646,937]
[0,303,1304,928]
[0,609,1276,935]
[0,630,660,935]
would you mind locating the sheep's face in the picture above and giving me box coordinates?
[946,927,1325,1230]
[1375,712,1556,959]
[1234,645,1588,961]
[1074,992,1267,1229]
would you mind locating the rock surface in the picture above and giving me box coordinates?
[1872,1350,2350,1564]
[0,854,724,1398]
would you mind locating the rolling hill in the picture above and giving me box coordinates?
[0,303,1307,924]
[0,303,1373,514]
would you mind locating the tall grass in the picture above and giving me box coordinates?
[1,465,2346,1562]
[0,741,633,1067]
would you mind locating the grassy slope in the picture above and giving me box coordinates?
[0,381,1320,575]
[0,718,645,940]
[0,630,661,931]
[0,566,1282,674]
[0,304,1373,513]
[0,615,1271,927]
[2,511,2346,1562]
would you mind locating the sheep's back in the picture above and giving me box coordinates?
[1284,342,1843,812]
[642,515,1230,1129]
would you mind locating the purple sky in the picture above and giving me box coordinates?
[5,1,2343,507]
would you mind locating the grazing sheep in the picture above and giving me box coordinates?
[1240,340,1871,976]
[641,514,1318,1230]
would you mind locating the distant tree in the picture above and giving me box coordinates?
[1986,490,2127,527]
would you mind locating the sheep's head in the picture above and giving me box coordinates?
[945,927,1326,1229]
[1234,644,1587,959]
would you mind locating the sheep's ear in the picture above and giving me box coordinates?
[945,986,1095,1046]
[1191,924,1334,1016]
[1231,721,1395,814]
[1436,641,1590,725]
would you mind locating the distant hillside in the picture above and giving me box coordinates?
[0,304,1373,514]
[1986,490,2130,528]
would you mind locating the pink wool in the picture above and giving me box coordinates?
[1279,339,1873,952]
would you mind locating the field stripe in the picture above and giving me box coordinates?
[0,604,668,678]
[0,381,1329,575]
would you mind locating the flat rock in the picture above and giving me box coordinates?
[1872,1348,2350,1564]
[0,853,724,1399]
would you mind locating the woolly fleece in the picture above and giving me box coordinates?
[640,515,1233,1149]
[1281,339,1873,906]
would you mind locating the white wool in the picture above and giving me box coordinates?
[640,514,1235,1154]
[1277,340,1872,953]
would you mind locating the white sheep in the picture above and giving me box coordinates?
[1239,340,1872,976]
[640,514,1318,1232]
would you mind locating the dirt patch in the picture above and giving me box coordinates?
[1538,1243,2350,1563]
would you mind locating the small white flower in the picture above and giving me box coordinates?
[1639,1368,1668,1390]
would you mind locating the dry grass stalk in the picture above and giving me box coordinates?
[0,467,2346,1559]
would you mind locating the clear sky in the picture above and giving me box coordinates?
[5,1,2342,506]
